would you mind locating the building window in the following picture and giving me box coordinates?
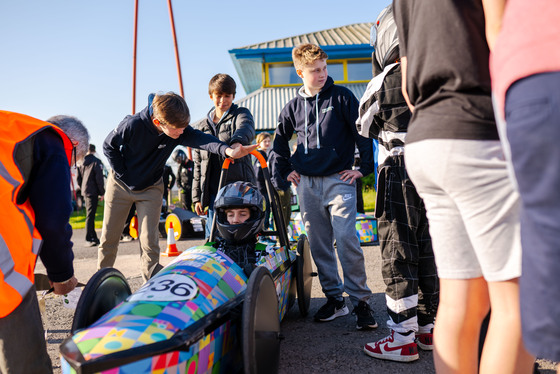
[347,60,372,81]
[265,58,371,87]
[268,63,300,86]
[327,62,344,81]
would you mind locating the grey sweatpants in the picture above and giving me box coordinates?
[297,173,372,307]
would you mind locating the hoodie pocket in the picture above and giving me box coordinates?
[290,145,343,176]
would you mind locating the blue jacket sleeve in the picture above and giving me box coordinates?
[271,108,295,180]
[181,126,229,158]
[103,117,131,178]
[94,159,105,196]
[30,130,75,283]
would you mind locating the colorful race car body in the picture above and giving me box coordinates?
[60,150,313,374]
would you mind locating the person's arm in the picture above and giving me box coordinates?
[481,0,507,51]
[103,117,131,177]
[224,144,258,159]
[393,0,414,113]
[229,107,256,146]
[400,56,415,112]
[95,159,105,196]
[271,109,296,181]
[181,126,257,160]
[29,130,77,295]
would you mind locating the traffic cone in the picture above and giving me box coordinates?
[162,221,180,257]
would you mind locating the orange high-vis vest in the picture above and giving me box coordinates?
[0,111,73,317]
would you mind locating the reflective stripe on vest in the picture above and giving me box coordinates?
[0,111,72,317]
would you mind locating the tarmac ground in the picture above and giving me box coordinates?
[36,228,558,374]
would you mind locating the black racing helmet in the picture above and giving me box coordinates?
[172,149,186,165]
[214,182,265,243]
[372,4,400,76]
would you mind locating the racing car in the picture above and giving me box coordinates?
[59,151,314,374]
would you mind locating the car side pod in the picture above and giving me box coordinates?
[71,268,132,334]
[242,266,281,374]
[296,234,313,317]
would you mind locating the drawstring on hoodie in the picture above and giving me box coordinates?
[304,93,321,155]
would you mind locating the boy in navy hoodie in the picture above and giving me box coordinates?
[271,43,377,330]
[99,92,257,282]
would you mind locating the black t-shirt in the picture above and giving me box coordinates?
[393,0,499,143]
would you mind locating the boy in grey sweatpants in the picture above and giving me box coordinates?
[271,43,377,330]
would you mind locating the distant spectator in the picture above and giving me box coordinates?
[269,150,293,233]
[77,144,105,247]
[162,164,176,213]
[254,132,272,229]
[172,148,194,211]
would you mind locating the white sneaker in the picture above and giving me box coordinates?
[364,330,419,362]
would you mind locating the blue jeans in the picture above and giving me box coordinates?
[505,71,560,361]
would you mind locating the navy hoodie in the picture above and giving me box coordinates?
[272,77,373,179]
[104,94,230,191]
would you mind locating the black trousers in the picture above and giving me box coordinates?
[376,155,439,329]
[84,195,99,242]
[179,189,192,211]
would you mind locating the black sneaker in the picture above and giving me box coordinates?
[314,297,349,322]
[353,300,378,330]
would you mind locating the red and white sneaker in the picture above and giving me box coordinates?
[363,330,419,362]
[415,330,434,351]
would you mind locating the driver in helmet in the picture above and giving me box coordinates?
[213,181,266,275]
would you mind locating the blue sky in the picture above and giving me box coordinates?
[0,0,390,166]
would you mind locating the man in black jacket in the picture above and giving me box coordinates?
[78,144,105,246]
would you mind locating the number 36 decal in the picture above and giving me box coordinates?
[128,273,198,302]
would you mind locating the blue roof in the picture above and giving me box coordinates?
[229,23,374,94]
[191,23,373,132]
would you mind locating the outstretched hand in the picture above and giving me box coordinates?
[225,144,259,160]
